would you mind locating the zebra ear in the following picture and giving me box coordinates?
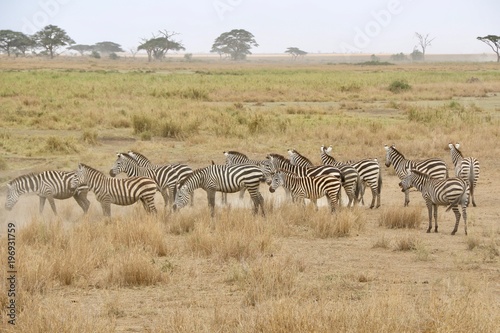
[448,143,453,149]
[384,144,389,151]
[455,143,460,149]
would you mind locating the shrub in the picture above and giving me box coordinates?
[90,51,101,59]
[132,114,153,134]
[81,130,98,145]
[388,80,411,93]
[44,136,79,154]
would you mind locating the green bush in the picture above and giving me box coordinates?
[388,80,411,93]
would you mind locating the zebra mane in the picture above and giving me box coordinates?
[451,143,464,158]
[224,151,248,159]
[290,149,313,164]
[79,163,104,176]
[390,145,405,158]
[267,153,289,162]
[128,150,152,162]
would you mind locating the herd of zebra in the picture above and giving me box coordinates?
[4,143,479,235]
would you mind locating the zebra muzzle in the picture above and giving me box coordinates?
[269,187,275,193]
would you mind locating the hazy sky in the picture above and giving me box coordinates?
[0,0,498,55]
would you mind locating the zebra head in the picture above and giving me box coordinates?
[268,171,284,193]
[258,160,276,185]
[109,153,127,177]
[5,182,19,211]
[384,144,394,167]
[398,168,414,192]
[173,183,190,211]
[73,163,87,188]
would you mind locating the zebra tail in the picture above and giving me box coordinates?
[354,174,361,201]
[468,168,475,198]
[377,172,382,195]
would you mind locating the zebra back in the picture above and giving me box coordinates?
[127,150,155,167]
[448,143,480,206]
[384,144,448,180]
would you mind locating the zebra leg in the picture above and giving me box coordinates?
[425,201,433,233]
[47,196,58,215]
[162,188,171,209]
[311,198,319,211]
[100,202,111,216]
[39,196,46,214]
[239,188,246,200]
[250,192,265,216]
[140,197,157,214]
[207,190,216,217]
[450,206,461,235]
[404,189,410,207]
[433,204,439,233]
[369,185,378,209]
[470,185,476,207]
[73,193,90,213]
[462,204,467,235]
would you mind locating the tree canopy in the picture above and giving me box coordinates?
[32,25,74,58]
[138,30,185,62]
[477,35,500,62]
[285,47,307,59]
[414,32,435,61]
[211,29,258,60]
[67,44,93,56]
[93,41,124,54]
[0,30,34,56]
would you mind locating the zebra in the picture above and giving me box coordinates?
[222,151,274,203]
[399,169,469,235]
[5,170,90,215]
[448,143,480,207]
[288,148,360,207]
[384,144,448,207]
[320,145,382,209]
[268,170,342,213]
[173,164,265,217]
[109,152,192,209]
[114,151,193,206]
[72,163,157,216]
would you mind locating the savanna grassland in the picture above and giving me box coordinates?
[0,56,499,332]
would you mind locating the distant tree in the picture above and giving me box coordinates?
[0,30,33,56]
[477,35,500,62]
[414,32,435,61]
[391,52,408,61]
[285,47,307,59]
[410,48,424,62]
[32,25,74,58]
[138,30,185,62]
[67,44,93,56]
[211,29,258,60]
[93,41,124,55]
[129,47,138,57]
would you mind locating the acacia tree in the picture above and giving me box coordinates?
[93,41,124,55]
[138,30,185,62]
[415,32,435,61]
[32,25,74,58]
[285,47,307,60]
[0,30,33,56]
[211,29,258,60]
[67,44,93,56]
[477,35,500,62]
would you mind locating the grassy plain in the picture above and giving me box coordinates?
[0,56,499,332]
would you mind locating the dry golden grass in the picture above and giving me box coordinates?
[1,57,499,332]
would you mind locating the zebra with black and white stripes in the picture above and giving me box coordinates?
[287,148,360,207]
[5,170,90,215]
[320,145,382,209]
[222,151,274,203]
[173,164,265,217]
[384,144,448,207]
[109,152,192,209]
[399,169,469,235]
[268,170,342,213]
[72,163,157,216]
[448,143,480,207]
